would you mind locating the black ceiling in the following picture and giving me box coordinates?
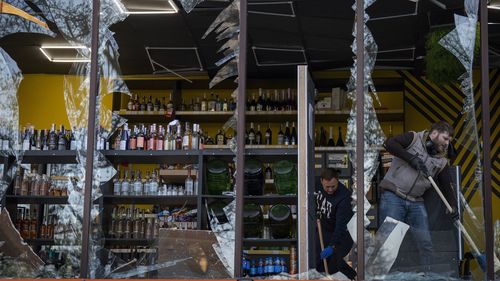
[2,0,500,86]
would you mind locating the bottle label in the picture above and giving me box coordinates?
[137,137,144,148]
[156,140,163,150]
[148,139,155,150]
[182,136,190,149]
[119,140,127,150]
[129,138,137,150]
[70,140,77,150]
[277,135,284,145]
[191,136,199,150]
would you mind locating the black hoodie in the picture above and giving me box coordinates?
[314,182,353,247]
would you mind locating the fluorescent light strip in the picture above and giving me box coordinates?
[111,0,178,14]
[488,5,500,9]
[39,46,90,63]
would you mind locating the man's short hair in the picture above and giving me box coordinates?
[430,121,454,136]
[320,168,339,181]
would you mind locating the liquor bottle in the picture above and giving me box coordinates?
[40,175,49,196]
[167,93,174,112]
[248,123,256,145]
[133,94,140,111]
[113,170,122,196]
[216,130,225,146]
[109,207,117,238]
[13,169,22,195]
[30,129,37,150]
[164,125,173,150]
[140,96,147,111]
[193,97,201,111]
[148,124,157,151]
[284,122,290,145]
[121,170,130,196]
[198,129,205,150]
[29,208,37,239]
[208,93,216,111]
[132,208,142,239]
[20,209,30,239]
[137,125,145,150]
[119,124,129,150]
[161,97,167,111]
[277,125,284,145]
[280,89,286,111]
[192,124,199,150]
[69,128,77,150]
[133,171,143,195]
[143,171,151,195]
[129,126,137,150]
[115,207,124,238]
[40,209,48,239]
[223,98,228,111]
[320,127,327,147]
[249,93,257,111]
[265,123,272,145]
[215,95,222,111]
[156,125,164,150]
[21,171,29,196]
[265,164,272,180]
[150,170,159,195]
[147,96,153,111]
[256,89,264,111]
[127,97,134,111]
[255,124,262,145]
[154,97,161,111]
[22,128,30,151]
[265,90,272,111]
[286,88,292,111]
[183,122,192,150]
[175,124,183,150]
[124,208,132,239]
[185,168,194,195]
[336,126,345,147]
[291,122,297,145]
[327,126,335,146]
[201,93,208,111]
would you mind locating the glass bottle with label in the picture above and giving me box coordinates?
[201,93,208,111]
[133,171,143,196]
[327,126,335,146]
[216,130,225,146]
[192,124,199,150]
[265,123,272,145]
[277,125,284,145]
[336,126,345,147]
[248,123,256,145]
[175,124,183,150]
[183,122,192,150]
[121,170,130,196]
[255,124,262,145]
[185,168,194,195]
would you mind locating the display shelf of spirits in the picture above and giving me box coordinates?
[5,195,69,205]
[17,150,78,164]
[243,238,297,246]
[315,109,404,122]
[104,238,156,246]
[103,195,198,205]
[100,150,200,164]
[159,169,198,181]
[243,195,297,205]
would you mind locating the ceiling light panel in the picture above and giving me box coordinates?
[146,47,203,73]
[252,46,307,66]
[39,45,90,63]
[113,0,178,14]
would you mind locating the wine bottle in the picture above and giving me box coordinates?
[255,124,262,145]
[291,122,297,145]
[277,124,284,145]
[284,122,291,145]
[336,126,345,147]
[265,123,272,145]
[248,123,256,145]
[327,126,335,146]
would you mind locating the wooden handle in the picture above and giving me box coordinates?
[317,219,330,275]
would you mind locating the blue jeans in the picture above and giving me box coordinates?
[379,191,433,272]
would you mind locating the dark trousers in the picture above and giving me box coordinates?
[315,229,356,280]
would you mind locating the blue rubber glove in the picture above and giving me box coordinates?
[320,246,334,260]
[476,253,486,272]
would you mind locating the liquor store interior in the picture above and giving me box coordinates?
[0,0,499,280]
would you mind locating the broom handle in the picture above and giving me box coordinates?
[317,219,330,275]
[427,176,481,255]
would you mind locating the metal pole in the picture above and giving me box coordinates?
[355,0,365,279]
[234,0,247,276]
[80,0,100,277]
[479,0,494,279]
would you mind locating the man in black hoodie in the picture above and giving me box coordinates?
[315,168,356,280]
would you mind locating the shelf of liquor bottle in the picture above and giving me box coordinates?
[100,150,200,164]
[104,238,156,246]
[243,238,297,246]
[24,238,55,246]
[244,195,297,205]
[159,169,198,180]
[243,249,290,255]
[202,194,235,199]
[0,150,78,164]
[5,195,69,204]
[315,109,404,122]
[314,146,385,151]
[115,110,173,123]
[103,195,198,205]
